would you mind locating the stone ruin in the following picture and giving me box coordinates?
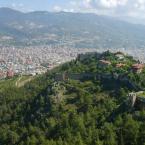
[128,92,137,107]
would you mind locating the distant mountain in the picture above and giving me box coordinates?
[0,7,145,48]
[119,16,145,26]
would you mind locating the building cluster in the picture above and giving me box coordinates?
[132,64,144,73]
[0,45,97,80]
[98,52,145,74]
[0,44,145,80]
[97,47,145,63]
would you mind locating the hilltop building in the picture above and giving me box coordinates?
[7,69,14,78]
[99,60,111,68]
[116,63,126,68]
[132,63,144,73]
[114,51,125,60]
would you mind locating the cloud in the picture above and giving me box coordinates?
[10,0,145,20]
[53,5,62,12]
[69,1,77,6]
[134,0,145,10]
[11,3,24,9]
[11,3,33,12]
[12,3,16,8]
[83,0,92,8]
[100,0,128,8]
[53,5,75,13]
[68,0,145,19]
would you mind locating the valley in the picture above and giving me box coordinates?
[1,8,145,49]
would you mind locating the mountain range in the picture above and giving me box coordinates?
[0,7,145,48]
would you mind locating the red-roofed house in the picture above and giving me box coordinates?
[116,63,126,68]
[132,64,144,73]
[7,69,14,78]
[99,60,111,68]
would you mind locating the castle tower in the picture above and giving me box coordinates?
[128,92,137,107]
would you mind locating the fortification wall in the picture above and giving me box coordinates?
[54,72,145,109]
[135,97,145,109]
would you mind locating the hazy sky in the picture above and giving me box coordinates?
[0,0,145,19]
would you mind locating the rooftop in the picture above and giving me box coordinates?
[116,63,126,68]
[132,64,144,69]
[99,60,111,65]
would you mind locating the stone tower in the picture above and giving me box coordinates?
[128,92,137,107]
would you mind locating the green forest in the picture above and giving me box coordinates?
[0,51,145,145]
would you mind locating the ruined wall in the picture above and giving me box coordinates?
[54,72,114,82]
[135,97,145,109]
[128,93,137,107]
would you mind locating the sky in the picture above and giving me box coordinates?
[0,0,145,19]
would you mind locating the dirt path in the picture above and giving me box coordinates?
[15,76,33,88]
[15,76,21,87]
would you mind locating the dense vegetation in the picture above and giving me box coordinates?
[0,51,145,145]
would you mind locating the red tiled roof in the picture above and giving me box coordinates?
[132,64,144,69]
[7,70,14,77]
[99,60,111,65]
[116,63,126,68]
[0,59,5,63]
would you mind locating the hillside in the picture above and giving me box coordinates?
[0,51,145,145]
[1,8,145,48]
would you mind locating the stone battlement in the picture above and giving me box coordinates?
[54,72,142,91]
[128,92,145,109]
